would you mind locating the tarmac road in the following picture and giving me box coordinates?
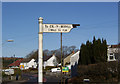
[2,71,69,84]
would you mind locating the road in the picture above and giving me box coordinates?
[44,75,61,83]
[21,72,61,83]
[44,71,70,83]
[2,71,70,84]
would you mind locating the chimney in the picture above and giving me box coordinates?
[72,50,75,54]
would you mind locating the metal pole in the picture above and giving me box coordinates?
[61,32,63,84]
[38,17,43,83]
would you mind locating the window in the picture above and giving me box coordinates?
[110,53,113,55]
[115,53,118,59]
[110,56,113,59]
[57,68,60,70]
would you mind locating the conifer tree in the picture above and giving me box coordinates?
[79,36,107,65]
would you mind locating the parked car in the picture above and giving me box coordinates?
[51,67,61,72]
[83,79,90,82]
[3,69,14,75]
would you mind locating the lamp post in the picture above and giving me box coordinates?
[2,39,14,46]
[7,39,14,42]
[2,39,14,60]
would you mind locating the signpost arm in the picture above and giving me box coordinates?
[38,17,43,83]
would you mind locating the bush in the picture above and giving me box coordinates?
[13,68,22,76]
[2,71,7,77]
[77,62,118,83]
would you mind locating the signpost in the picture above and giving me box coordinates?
[38,17,80,83]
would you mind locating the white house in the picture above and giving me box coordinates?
[20,59,37,70]
[70,51,80,77]
[70,51,80,66]
[44,54,58,69]
[107,45,119,62]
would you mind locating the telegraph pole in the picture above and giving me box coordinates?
[38,17,43,83]
[61,32,63,84]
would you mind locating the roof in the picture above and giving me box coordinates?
[43,54,58,61]
[108,44,120,48]
[43,55,53,61]
[8,58,23,67]
[111,45,120,48]
[71,51,80,58]
[43,56,52,61]
[21,58,33,62]
[2,57,23,60]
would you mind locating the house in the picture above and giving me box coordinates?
[107,45,120,62]
[20,59,37,70]
[63,52,74,66]
[8,58,23,68]
[70,51,80,66]
[62,51,80,68]
[70,51,80,77]
[43,54,58,69]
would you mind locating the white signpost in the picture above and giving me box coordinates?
[38,17,80,83]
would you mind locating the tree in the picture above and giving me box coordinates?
[79,36,107,65]
[79,44,87,65]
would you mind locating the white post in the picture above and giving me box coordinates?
[38,17,43,83]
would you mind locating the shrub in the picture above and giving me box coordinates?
[77,62,118,83]
[13,68,22,76]
[2,71,7,77]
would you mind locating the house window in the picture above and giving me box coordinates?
[110,53,113,55]
[115,53,118,59]
[110,56,113,59]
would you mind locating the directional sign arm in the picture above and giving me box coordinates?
[42,24,80,33]
[72,24,80,28]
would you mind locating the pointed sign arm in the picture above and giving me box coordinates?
[72,24,80,28]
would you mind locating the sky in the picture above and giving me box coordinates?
[2,2,118,58]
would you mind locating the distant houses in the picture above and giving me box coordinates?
[63,51,80,70]
[63,51,80,66]
[8,58,37,70]
[43,54,58,69]
[62,50,80,77]
[8,58,23,68]
[20,59,37,70]
[64,52,74,66]
[70,51,80,66]
[6,44,120,71]
[70,51,80,77]
[107,45,120,62]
